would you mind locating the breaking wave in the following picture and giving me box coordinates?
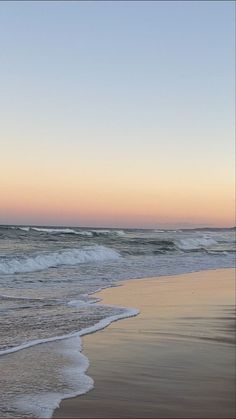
[15,227,93,236]
[175,237,218,251]
[10,226,125,237]
[0,245,121,275]
[90,229,125,237]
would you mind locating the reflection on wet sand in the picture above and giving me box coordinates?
[55,268,236,419]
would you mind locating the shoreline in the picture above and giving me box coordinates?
[2,266,231,358]
[54,268,236,418]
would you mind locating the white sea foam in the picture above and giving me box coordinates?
[7,311,139,419]
[0,302,139,419]
[13,392,67,419]
[175,237,217,250]
[11,226,93,236]
[0,305,139,356]
[32,227,93,236]
[76,231,93,237]
[12,226,127,237]
[0,245,121,275]
[32,227,77,234]
[91,229,125,237]
[13,337,94,419]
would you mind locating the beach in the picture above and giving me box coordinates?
[54,268,235,419]
[1,227,235,418]
[1,1,235,417]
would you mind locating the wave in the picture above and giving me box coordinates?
[26,227,93,236]
[0,305,139,356]
[175,237,218,251]
[90,229,125,237]
[13,349,93,419]
[1,306,139,419]
[15,226,31,232]
[0,245,121,275]
[9,226,126,237]
[33,227,82,234]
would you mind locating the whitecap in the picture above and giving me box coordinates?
[0,245,121,275]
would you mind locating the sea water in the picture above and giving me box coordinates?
[0,225,235,417]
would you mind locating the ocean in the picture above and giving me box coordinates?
[0,225,235,418]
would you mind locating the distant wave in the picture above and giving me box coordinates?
[175,237,218,251]
[90,229,125,237]
[16,227,31,232]
[9,226,126,237]
[126,236,233,253]
[33,227,81,234]
[0,245,121,275]
[19,227,93,236]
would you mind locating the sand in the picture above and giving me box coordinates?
[54,268,236,418]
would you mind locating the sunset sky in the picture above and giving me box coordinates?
[0,1,235,228]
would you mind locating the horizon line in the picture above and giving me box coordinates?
[0,222,235,231]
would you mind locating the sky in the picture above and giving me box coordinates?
[0,1,235,228]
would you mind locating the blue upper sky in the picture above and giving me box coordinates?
[0,1,235,227]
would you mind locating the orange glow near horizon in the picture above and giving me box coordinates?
[1,162,235,227]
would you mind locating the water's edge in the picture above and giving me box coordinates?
[1,267,234,419]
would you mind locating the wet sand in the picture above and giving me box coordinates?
[54,268,236,418]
